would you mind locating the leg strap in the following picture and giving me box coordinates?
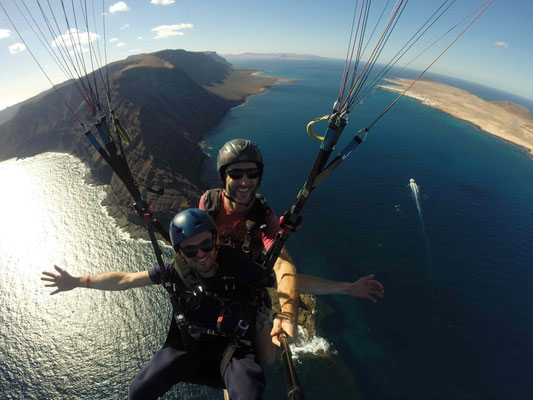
[220,342,239,378]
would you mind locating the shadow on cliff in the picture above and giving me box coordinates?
[0,49,246,239]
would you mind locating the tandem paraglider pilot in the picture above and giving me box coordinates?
[41,208,280,400]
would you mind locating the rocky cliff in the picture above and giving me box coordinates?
[0,49,276,236]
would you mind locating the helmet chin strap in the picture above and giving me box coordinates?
[224,187,256,208]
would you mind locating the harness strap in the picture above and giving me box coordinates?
[242,219,256,255]
[219,341,239,379]
[203,189,271,258]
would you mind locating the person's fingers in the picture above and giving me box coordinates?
[41,276,55,282]
[44,283,57,287]
[50,289,59,295]
[369,285,383,296]
[54,265,63,273]
[41,271,57,279]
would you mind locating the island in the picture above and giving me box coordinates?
[381,78,533,157]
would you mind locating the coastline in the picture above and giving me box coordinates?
[205,69,296,102]
[382,78,533,157]
[102,68,295,241]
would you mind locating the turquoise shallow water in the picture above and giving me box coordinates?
[1,59,533,399]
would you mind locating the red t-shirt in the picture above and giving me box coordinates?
[199,190,280,261]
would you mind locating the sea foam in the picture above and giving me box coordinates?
[290,325,336,362]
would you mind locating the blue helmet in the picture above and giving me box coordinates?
[169,208,217,251]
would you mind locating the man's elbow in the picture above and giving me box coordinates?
[119,273,140,289]
[274,260,296,275]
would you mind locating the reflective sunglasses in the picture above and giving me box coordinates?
[180,238,216,258]
[226,168,261,180]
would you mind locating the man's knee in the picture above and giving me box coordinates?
[128,375,151,400]
[224,353,265,400]
[127,346,195,400]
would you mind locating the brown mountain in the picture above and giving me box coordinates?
[0,49,278,238]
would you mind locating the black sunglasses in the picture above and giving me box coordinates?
[226,168,261,180]
[180,238,216,258]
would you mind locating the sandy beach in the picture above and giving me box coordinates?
[204,69,296,102]
[382,78,533,157]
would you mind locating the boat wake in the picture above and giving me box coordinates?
[409,178,439,360]
[409,178,432,263]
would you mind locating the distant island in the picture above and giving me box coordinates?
[382,78,533,157]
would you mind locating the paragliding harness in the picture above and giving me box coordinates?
[170,254,256,338]
[170,252,270,377]
[202,188,271,261]
[202,188,274,327]
[85,116,262,376]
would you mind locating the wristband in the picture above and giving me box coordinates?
[86,275,90,288]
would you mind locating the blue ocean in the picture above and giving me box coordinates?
[1,58,532,400]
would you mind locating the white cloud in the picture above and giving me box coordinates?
[110,37,118,42]
[493,41,509,48]
[137,36,142,40]
[0,29,11,39]
[109,2,129,14]
[151,0,175,5]
[51,28,99,50]
[152,23,193,39]
[121,24,131,30]
[9,43,26,54]
[117,42,126,47]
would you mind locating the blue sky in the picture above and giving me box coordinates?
[0,0,532,110]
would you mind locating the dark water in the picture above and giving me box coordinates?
[1,59,533,400]
[204,59,533,399]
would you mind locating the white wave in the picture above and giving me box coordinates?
[289,326,336,362]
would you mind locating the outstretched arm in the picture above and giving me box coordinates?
[41,265,153,295]
[271,246,299,346]
[298,274,384,302]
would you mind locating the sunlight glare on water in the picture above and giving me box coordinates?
[0,153,199,400]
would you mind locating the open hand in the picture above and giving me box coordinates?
[41,265,78,295]
[345,274,384,302]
